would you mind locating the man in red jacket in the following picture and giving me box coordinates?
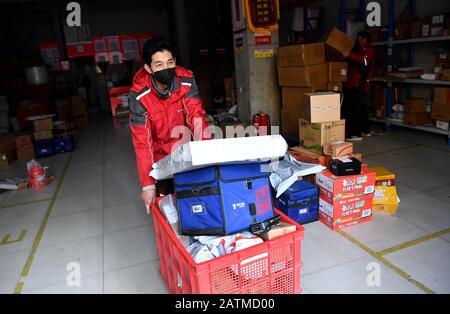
[129,37,210,213]
[342,31,375,141]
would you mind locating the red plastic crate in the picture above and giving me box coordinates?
[151,201,304,294]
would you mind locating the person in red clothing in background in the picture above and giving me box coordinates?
[129,37,210,213]
[342,30,375,141]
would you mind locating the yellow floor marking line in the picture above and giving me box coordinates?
[13,153,73,294]
[0,229,27,246]
[377,228,450,256]
[337,229,435,294]
[0,198,53,209]
[363,144,420,158]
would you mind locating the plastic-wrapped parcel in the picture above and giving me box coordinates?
[150,135,288,180]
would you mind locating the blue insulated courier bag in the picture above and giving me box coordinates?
[174,162,279,236]
[277,180,319,224]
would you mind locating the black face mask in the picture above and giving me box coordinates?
[152,67,176,86]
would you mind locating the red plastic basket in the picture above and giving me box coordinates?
[151,201,304,294]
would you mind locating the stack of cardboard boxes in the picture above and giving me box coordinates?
[316,168,376,230]
[277,28,349,138]
[432,87,450,130]
[32,117,54,158]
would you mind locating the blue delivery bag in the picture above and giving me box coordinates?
[277,180,319,224]
[174,162,279,236]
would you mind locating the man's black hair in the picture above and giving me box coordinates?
[142,36,175,65]
[358,31,371,44]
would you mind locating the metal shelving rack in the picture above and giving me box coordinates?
[364,0,450,146]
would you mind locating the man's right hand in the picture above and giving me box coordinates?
[141,189,157,214]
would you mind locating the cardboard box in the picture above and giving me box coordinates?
[327,62,348,82]
[277,63,328,87]
[277,43,325,67]
[70,96,88,116]
[304,92,341,123]
[325,27,355,57]
[0,150,16,166]
[434,88,450,104]
[373,186,398,214]
[33,118,53,132]
[319,194,373,222]
[75,115,89,129]
[281,110,302,136]
[17,144,35,160]
[319,211,372,231]
[289,145,328,166]
[368,167,396,186]
[224,77,236,91]
[328,82,342,92]
[299,119,345,153]
[431,103,450,121]
[316,167,376,201]
[281,85,328,113]
[403,112,432,126]
[323,141,353,157]
[0,134,16,152]
[258,222,297,241]
[14,133,32,150]
[404,98,427,113]
[33,130,53,141]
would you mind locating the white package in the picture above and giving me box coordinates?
[150,135,288,180]
[158,194,178,225]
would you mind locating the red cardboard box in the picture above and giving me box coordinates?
[315,167,376,200]
[319,211,372,231]
[319,193,373,220]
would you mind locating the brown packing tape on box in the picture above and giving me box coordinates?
[277,63,328,87]
[277,43,325,67]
